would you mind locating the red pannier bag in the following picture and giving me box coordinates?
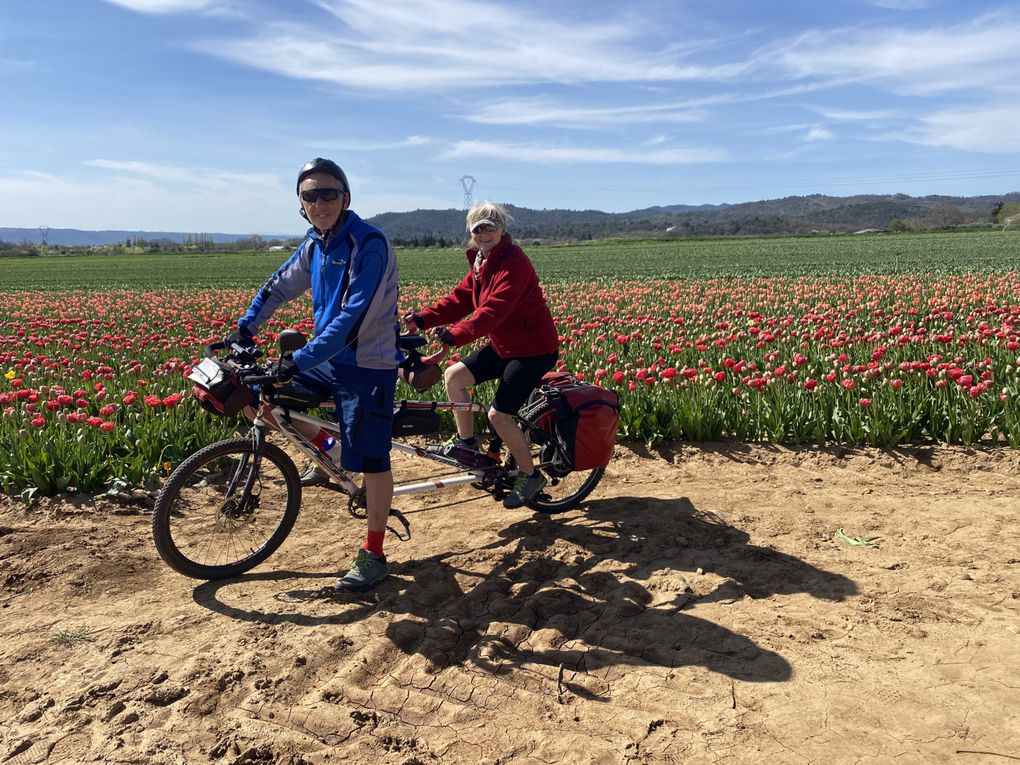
[531,371,620,471]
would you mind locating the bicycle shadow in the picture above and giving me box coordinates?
[382,495,854,682]
[192,495,856,686]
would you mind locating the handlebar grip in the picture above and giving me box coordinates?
[206,340,228,358]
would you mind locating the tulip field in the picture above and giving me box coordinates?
[3,229,1020,496]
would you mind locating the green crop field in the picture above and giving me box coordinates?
[4,228,1020,496]
[2,229,1019,291]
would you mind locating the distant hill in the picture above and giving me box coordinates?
[3,192,1018,247]
[367,202,732,243]
[0,228,289,247]
[368,193,1020,244]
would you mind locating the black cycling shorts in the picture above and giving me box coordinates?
[461,344,558,415]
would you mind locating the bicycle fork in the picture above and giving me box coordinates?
[218,426,266,517]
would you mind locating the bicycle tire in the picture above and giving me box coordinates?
[152,438,301,579]
[512,404,605,513]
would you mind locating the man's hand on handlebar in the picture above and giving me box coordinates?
[226,325,256,351]
[273,356,299,383]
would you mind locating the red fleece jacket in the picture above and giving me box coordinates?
[417,234,558,358]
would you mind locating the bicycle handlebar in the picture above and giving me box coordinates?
[203,339,280,387]
[420,345,449,365]
[205,340,228,358]
[240,372,280,386]
[207,330,445,389]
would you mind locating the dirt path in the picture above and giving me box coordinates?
[1,443,1018,764]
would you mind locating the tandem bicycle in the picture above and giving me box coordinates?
[151,330,609,580]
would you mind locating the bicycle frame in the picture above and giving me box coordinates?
[250,397,502,501]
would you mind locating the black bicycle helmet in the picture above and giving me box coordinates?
[296,158,350,196]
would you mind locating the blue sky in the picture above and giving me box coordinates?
[1,0,1018,235]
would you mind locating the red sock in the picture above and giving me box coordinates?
[364,529,385,558]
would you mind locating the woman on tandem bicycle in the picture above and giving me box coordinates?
[403,202,559,510]
[151,197,595,592]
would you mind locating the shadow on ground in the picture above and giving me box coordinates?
[193,494,857,685]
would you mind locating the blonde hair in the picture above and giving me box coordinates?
[466,201,512,232]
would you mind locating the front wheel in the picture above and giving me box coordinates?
[152,438,301,579]
[510,407,606,513]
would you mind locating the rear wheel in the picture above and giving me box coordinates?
[152,438,301,579]
[510,406,605,513]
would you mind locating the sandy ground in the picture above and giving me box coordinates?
[1,442,1019,765]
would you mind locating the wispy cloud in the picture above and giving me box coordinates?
[0,166,299,232]
[911,105,1020,153]
[440,140,728,165]
[764,13,1020,95]
[102,0,219,13]
[0,56,37,73]
[463,98,709,129]
[311,136,433,152]
[867,0,931,9]
[179,0,746,92]
[804,127,834,141]
[85,159,279,189]
[813,108,905,122]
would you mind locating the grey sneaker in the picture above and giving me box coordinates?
[503,470,548,509]
[335,549,388,592]
[427,436,496,469]
[299,462,328,486]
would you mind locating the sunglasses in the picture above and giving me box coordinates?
[299,187,344,204]
[471,223,499,234]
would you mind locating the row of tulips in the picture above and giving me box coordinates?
[3,272,1020,495]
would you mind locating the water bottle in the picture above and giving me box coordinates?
[316,430,342,462]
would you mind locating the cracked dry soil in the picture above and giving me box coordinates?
[1,443,1018,765]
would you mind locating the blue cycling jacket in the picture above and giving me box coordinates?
[238,211,401,371]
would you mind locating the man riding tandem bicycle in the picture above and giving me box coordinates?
[151,159,620,593]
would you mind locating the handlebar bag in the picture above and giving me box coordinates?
[188,357,253,416]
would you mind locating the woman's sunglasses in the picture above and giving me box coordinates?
[300,187,344,204]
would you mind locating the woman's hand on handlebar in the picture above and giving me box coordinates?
[402,311,423,331]
[430,326,456,346]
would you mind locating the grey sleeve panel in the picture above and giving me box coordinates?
[242,243,313,331]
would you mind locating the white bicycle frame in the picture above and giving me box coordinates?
[253,398,498,499]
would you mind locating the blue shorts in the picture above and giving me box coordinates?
[296,363,396,473]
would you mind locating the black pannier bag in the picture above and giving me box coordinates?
[188,357,253,416]
[265,380,328,411]
[392,401,441,436]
